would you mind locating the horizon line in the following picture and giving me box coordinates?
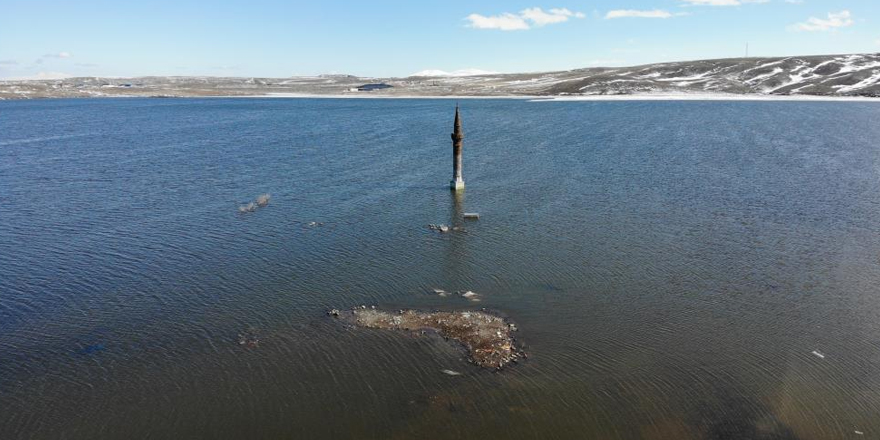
[3,50,879,82]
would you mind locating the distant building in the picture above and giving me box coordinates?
[356,83,393,92]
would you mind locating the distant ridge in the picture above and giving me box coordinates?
[2,53,879,99]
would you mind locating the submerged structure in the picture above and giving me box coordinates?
[450,106,465,191]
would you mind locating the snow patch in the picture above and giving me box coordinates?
[836,70,880,93]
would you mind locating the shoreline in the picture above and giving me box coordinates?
[3,92,880,102]
[530,93,880,103]
[224,93,536,100]
[239,92,880,102]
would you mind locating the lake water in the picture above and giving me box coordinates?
[2,98,880,439]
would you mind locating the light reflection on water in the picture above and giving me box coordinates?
[1,98,880,439]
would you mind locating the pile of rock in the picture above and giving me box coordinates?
[331,308,523,369]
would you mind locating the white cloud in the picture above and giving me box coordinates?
[605,10,679,19]
[521,8,568,26]
[465,13,529,30]
[43,52,72,59]
[680,0,768,6]
[793,10,854,32]
[784,0,804,4]
[0,60,18,66]
[466,7,585,30]
[681,0,739,5]
[554,8,586,19]
[522,8,585,25]
[35,52,73,65]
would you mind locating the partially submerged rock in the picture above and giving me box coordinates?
[428,224,450,233]
[255,193,271,207]
[427,224,466,234]
[332,308,522,369]
[431,289,481,302]
[460,291,479,302]
[239,193,270,214]
[237,328,260,348]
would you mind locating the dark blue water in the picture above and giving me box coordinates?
[2,98,880,439]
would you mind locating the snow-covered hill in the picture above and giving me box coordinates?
[540,54,880,97]
[2,53,879,99]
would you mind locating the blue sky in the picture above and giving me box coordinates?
[1,0,878,79]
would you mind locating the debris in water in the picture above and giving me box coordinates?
[238,328,260,348]
[441,369,462,376]
[463,213,480,220]
[238,202,257,213]
[331,308,523,369]
[854,430,864,436]
[812,350,825,359]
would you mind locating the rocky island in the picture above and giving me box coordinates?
[330,308,523,369]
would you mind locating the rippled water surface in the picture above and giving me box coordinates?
[2,98,880,439]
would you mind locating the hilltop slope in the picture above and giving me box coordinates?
[2,53,879,99]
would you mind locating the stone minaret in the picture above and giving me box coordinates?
[450,105,465,191]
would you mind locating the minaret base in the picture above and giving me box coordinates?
[450,179,465,191]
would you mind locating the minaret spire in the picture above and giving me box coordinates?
[450,105,465,191]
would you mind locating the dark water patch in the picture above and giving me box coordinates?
[76,344,106,355]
